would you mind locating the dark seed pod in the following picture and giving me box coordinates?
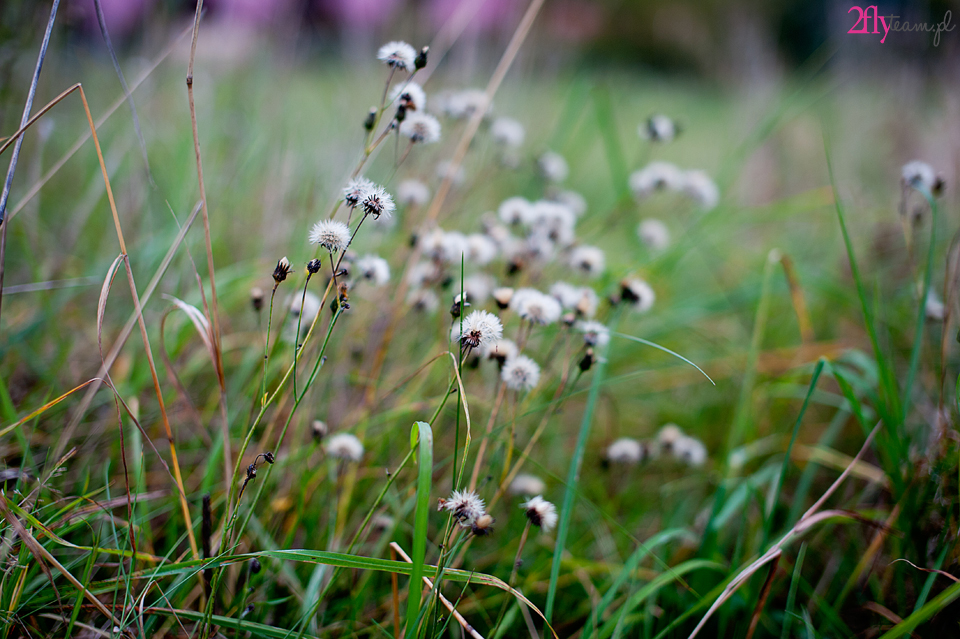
[363,107,377,131]
[307,258,321,274]
[414,46,429,70]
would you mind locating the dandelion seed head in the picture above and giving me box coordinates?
[509,474,545,496]
[520,495,558,532]
[640,114,678,143]
[389,81,427,111]
[361,186,396,220]
[606,438,643,464]
[343,177,375,209]
[552,189,587,217]
[901,160,937,192]
[681,170,719,210]
[638,218,670,252]
[530,200,576,245]
[480,337,518,363]
[568,246,606,278]
[377,41,417,70]
[550,282,598,317]
[406,261,440,288]
[451,310,504,350]
[492,287,514,309]
[440,89,492,120]
[926,289,945,321]
[510,288,562,325]
[620,278,655,313]
[355,254,391,286]
[463,273,495,304]
[466,234,498,266]
[673,435,707,466]
[441,489,486,526]
[538,151,569,183]
[657,424,684,451]
[400,112,442,144]
[490,117,525,147]
[576,320,610,348]
[436,160,466,186]
[498,196,533,226]
[629,161,684,199]
[501,355,541,391]
[325,433,364,462]
[397,180,430,207]
[309,220,352,253]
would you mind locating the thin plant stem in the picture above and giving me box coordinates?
[261,284,278,408]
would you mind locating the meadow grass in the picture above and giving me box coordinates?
[0,14,958,639]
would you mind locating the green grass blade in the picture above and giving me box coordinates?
[780,542,806,639]
[611,333,715,385]
[545,334,610,621]
[878,579,960,639]
[405,421,433,638]
[901,186,937,421]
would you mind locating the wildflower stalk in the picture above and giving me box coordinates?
[292,273,315,397]
[491,520,532,636]
[261,283,278,408]
[468,380,507,491]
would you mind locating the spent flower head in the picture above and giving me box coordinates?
[440,489,486,527]
[400,112,442,144]
[361,186,396,220]
[343,177,374,209]
[310,220,352,253]
[273,256,292,284]
[377,41,417,71]
[501,355,541,392]
[520,495,558,532]
[451,310,504,350]
[325,433,364,462]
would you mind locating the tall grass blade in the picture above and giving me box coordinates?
[405,421,434,638]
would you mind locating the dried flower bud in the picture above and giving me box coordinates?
[493,287,513,310]
[250,287,264,312]
[363,107,377,131]
[450,292,469,319]
[249,558,262,574]
[579,347,595,372]
[561,311,576,326]
[312,420,328,440]
[414,46,429,70]
[246,463,257,480]
[307,258,321,274]
[273,257,292,284]
[395,102,407,123]
[471,513,495,536]
[263,451,275,464]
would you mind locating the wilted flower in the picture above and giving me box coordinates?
[377,41,417,71]
[639,114,678,143]
[361,186,396,220]
[538,151,569,183]
[451,310,504,350]
[400,112,442,144]
[620,278,655,313]
[439,489,486,527]
[638,218,670,251]
[309,220,352,253]
[501,355,541,391]
[398,180,430,207]
[325,433,364,462]
[606,437,644,464]
[355,255,390,286]
[520,495,558,532]
[509,473,546,496]
[389,81,426,111]
[490,117,525,147]
[273,257,292,284]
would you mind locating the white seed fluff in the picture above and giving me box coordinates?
[509,473,546,496]
[360,185,396,220]
[407,288,439,313]
[377,41,416,71]
[309,220,352,253]
[639,114,678,143]
[498,196,533,226]
[520,495,558,532]
[638,218,670,251]
[451,310,504,350]
[901,160,937,191]
[538,151,569,183]
[480,337,518,362]
[510,288,562,325]
[681,170,720,210]
[441,489,487,527]
[355,255,391,286]
[325,433,364,462]
[501,355,541,391]
[576,320,611,348]
[463,273,495,304]
[397,180,430,207]
[606,438,643,464]
[466,234,498,265]
[629,161,685,198]
[389,81,427,111]
[343,177,375,209]
[673,435,707,466]
[657,424,684,451]
[621,278,656,313]
[569,246,606,278]
[490,117,525,147]
[400,112,442,144]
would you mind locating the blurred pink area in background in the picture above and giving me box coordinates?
[429,0,523,33]
[319,0,404,29]
[68,0,154,37]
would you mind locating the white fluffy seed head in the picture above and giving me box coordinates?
[681,170,719,210]
[498,196,533,226]
[441,489,486,527]
[480,337,518,363]
[639,114,678,143]
[576,320,610,348]
[620,278,655,313]
[501,355,541,391]
[901,160,937,191]
[466,234,498,265]
[606,438,644,464]
[400,112,442,144]
[638,218,670,251]
[343,177,375,209]
[520,495,558,532]
[538,151,569,183]
[451,310,504,350]
[657,424,684,451]
[436,160,466,185]
[530,200,576,246]
[377,41,416,70]
[407,288,439,313]
[397,180,430,207]
[389,81,427,111]
[509,473,546,496]
[550,282,598,318]
[553,189,587,217]
[440,89,492,120]
[355,255,390,286]
[568,246,606,278]
[325,433,364,462]
[510,288,562,325]
[463,273,495,304]
[360,185,395,220]
[490,117,525,147]
[629,161,684,199]
[927,289,946,321]
[673,435,707,466]
[309,220,352,253]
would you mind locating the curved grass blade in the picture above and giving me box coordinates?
[611,332,715,385]
[406,421,434,637]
